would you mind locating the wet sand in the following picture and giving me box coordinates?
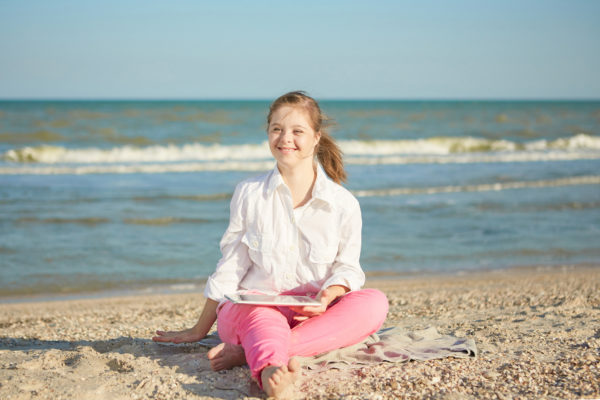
[1,265,599,399]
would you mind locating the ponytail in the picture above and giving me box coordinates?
[317,131,346,184]
[267,91,347,184]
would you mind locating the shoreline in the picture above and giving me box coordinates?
[2,262,597,305]
[1,264,599,399]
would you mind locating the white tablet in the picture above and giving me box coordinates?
[225,293,321,306]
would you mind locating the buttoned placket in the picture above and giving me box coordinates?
[277,185,301,285]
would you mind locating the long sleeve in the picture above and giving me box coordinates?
[321,197,365,291]
[203,182,251,302]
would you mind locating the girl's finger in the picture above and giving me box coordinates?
[304,305,326,314]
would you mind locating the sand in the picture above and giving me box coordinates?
[1,265,599,399]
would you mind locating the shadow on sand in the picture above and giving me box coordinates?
[0,335,263,399]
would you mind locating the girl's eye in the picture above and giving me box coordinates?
[294,130,303,134]
[272,127,281,132]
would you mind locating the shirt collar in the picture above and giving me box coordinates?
[266,163,336,208]
[266,163,285,195]
[312,163,336,207]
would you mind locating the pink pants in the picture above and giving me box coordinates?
[216,288,388,384]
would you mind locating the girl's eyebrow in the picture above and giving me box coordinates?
[269,123,308,129]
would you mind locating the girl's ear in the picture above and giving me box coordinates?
[315,130,322,146]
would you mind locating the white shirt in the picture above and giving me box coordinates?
[204,163,365,302]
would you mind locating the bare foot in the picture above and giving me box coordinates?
[261,358,300,399]
[207,343,246,371]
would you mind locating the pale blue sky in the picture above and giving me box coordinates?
[0,0,598,99]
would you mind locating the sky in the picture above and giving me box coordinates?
[0,0,599,100]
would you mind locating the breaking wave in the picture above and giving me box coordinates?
[353,175,600,197]
[1,133,599,175]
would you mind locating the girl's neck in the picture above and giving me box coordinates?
[278,161,316,208]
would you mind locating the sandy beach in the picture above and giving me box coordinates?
[1,265,598,399]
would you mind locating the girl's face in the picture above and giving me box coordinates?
[267,106,321,170]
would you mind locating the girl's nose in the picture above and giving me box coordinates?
[281,129,294,142]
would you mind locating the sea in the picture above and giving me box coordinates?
[1,100,599,300]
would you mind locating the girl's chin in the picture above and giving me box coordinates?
[275,157,315,170]
[276,157,297,167]
[273,151,298,161]
[271,150,314,167]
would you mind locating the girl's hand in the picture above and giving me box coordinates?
[290,285,349,321]
[152,298,218,344]
[152,327,205,344]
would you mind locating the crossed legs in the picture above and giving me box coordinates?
[210,289,388,396]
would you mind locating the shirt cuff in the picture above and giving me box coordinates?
[204,276,227,302]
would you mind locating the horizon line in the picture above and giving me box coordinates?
[1,97,599,102]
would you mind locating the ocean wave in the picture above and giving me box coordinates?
[1,152,600,175]
[2,142,272,163]
[353,175,600,197]
[2,134,599,165]
[341,134,600,155]
[8,176,595,203]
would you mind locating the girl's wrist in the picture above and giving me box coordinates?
[327,285,350,296]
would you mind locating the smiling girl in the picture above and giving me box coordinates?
[153,91,388,399]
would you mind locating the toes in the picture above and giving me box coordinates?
[271,373,280,385]
[262,364,297,399]
[210,357,228,371]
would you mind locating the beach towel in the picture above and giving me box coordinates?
[297,326,477,371]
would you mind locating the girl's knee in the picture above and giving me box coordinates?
[345,288,389,328]
[363,288,389,324]
[354,288,388,307]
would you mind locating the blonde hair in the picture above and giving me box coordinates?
[267,91,347,184]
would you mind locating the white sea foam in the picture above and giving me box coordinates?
[1,134,599,174]
[345,151,600,165]
[0,150,598,175]
[352,175,600,197]
[2,142,273,164]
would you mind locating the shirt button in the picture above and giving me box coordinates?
[284,273,292,280]
[252,240,258,247]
